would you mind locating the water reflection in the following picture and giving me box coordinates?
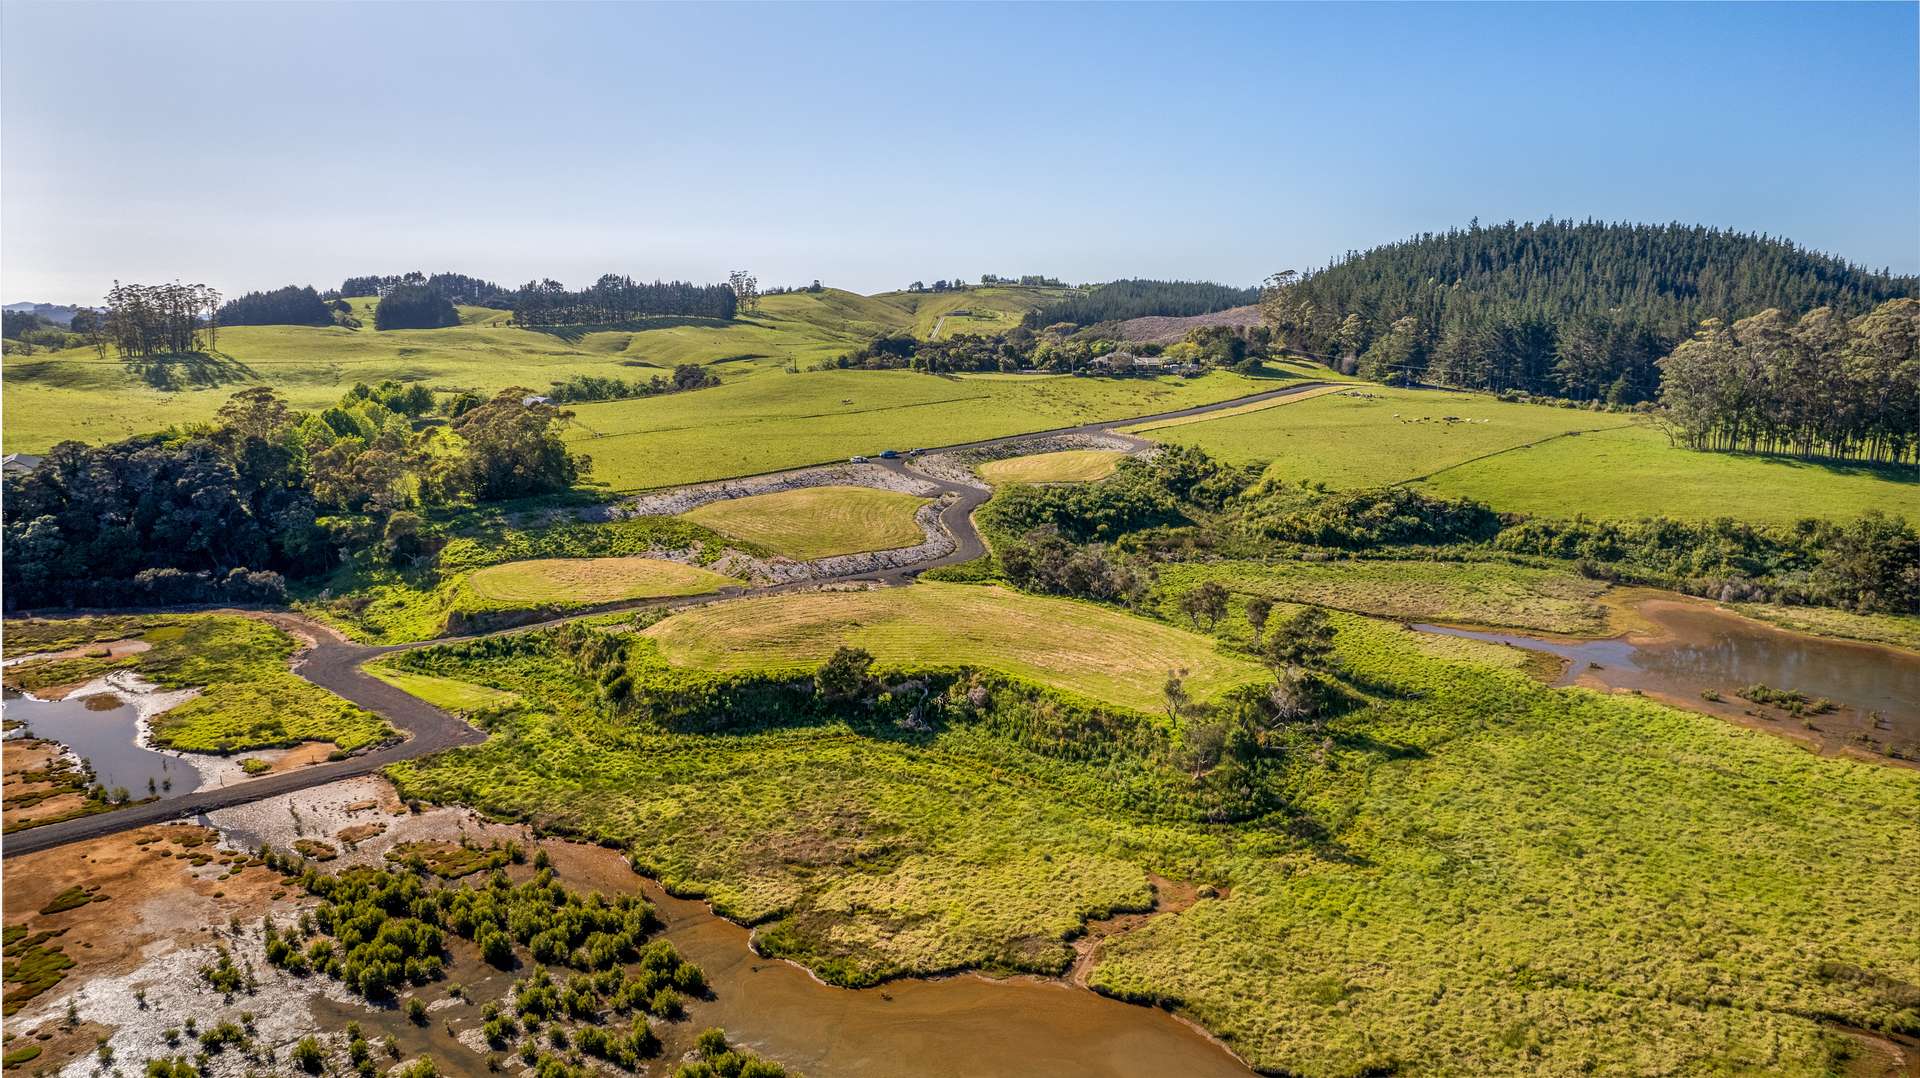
[1417,600,1920,760]
[2,690,203,797]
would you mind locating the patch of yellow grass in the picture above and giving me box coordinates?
[1119,382,1354,433]
[642,582,1263,711]
[978,449,1129,485]
[681,485,928,560]
[462,556,735,608]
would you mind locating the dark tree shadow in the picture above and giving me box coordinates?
[121,351,257,391]
[1736,452,1919,485]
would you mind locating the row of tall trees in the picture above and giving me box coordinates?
[510,275,737,325]
[1260,220,1917,401]
[101,281,222,358]
[1658,299,1918,465]
[218,285,335,326]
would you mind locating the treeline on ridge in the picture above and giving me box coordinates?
[1260,219,1918,402]
[340,271,507,305]
[218,285,337,327]
[1023,279,1258,329]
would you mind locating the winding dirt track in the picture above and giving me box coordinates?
[4,381,1332,856]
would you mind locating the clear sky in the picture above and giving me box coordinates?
[4,1,1916,304]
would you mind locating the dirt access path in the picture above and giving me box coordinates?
[4,381,1333,855]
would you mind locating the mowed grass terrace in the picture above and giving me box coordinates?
[461,556,737,609]
[978,449,1130,485]
[363,667,521,714]
[681,485,929,560]
[641,582,1264,711]
[1144,385,1920,523]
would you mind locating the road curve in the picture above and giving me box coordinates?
[4,380,1335,856]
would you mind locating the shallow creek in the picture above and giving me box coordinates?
[2,689,204,797]
[1417,598,1920,761]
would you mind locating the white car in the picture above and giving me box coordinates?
[850,455,868,463]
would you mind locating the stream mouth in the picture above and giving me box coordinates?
[1416,599,1920,762]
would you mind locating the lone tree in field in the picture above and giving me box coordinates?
[445,390,585,500]
[1179,581,1230,628]
[728,270,760,314]
[1245,596,1274,643]
[815,646,874,702]
[1264,607,1337,671]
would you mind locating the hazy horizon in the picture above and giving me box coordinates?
[5,1,1917,306]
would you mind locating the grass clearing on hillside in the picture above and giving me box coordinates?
[1,615,387,752]
[389,607,1920,1076]
[642,582,1262,711]
[1146,385,1919,523]
[1153,559,1613,635]
[978,449,1129,485]
[568,368,1286,490]
[682,485,928,559]
[462,556,736,608]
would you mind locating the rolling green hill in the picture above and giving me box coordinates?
[1,284,1071,452]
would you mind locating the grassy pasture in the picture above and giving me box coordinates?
[567,368,1289,491]
[1421,421,1920,523]
[978,449,1129,485]
[1144,385,1920,523]
[461,556,736,608]
[681,485,929,559]
[1117,380,1355,432]
[0,286,1067,453]
[642,582,1263,711]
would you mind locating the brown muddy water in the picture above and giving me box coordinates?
[292,832,1252,1078]
[1417,599,1920,762]
[2,689,203,796]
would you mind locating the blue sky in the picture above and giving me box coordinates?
[4,1,1916,303]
